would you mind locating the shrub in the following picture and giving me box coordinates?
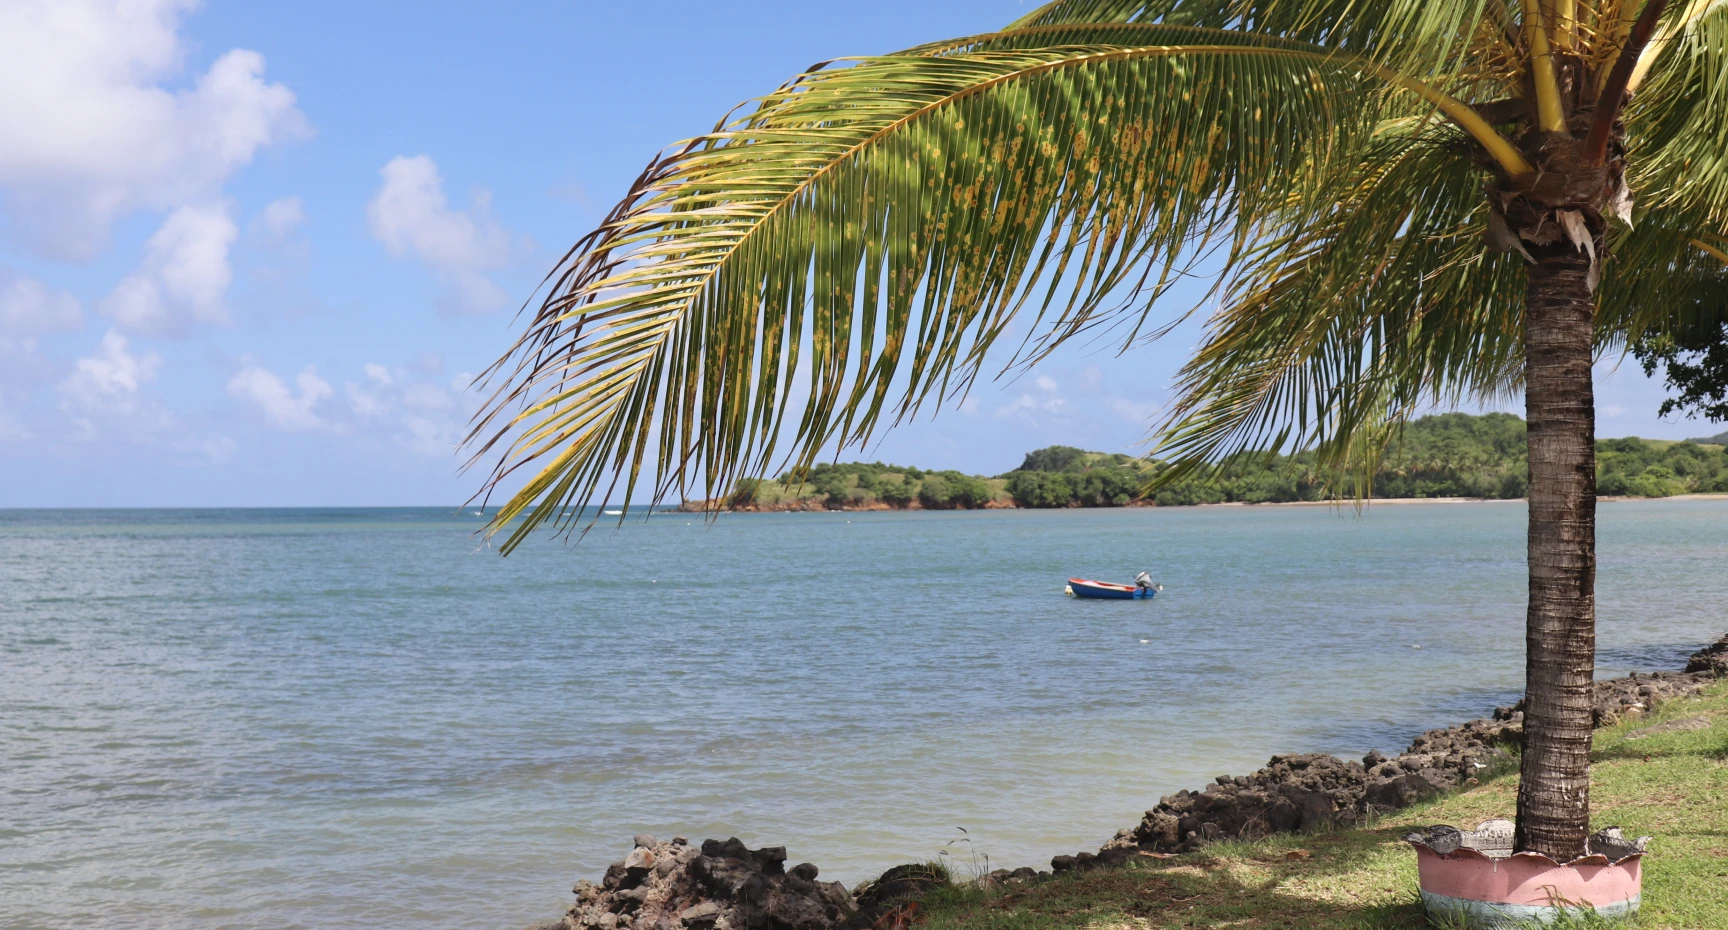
[878,475,915,506]
[919,471,992,509]
[1007,471,1073,507]
[1070,468,1140,506]
[1016,446,1088,473]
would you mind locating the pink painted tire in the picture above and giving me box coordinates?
[1406,821,1646,926]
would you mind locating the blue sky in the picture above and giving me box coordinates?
[0,1,1714,508]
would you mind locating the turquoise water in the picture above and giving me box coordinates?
[3,501,1724,930]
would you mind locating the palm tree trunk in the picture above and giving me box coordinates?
[1514,245,1598,861]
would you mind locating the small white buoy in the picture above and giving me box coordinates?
[1140,639,1150,644]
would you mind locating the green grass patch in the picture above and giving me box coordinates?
[912,683,1728,929]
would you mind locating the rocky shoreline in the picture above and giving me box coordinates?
[523,635,1728,930]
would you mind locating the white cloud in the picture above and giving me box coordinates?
[996,392,1066,416]
[0,0,308,259]
[996,376,1066,417]
[363,363,393,385]
[100,202,237,336]
[401,382,452,410]
[227,363,331,430]
[253,195,305,243]
[403,414,458,457]
[367,155,514,315]
[0,268,82,334]
[58,329,161,413]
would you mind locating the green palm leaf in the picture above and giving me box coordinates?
[467,33,1396,551]
[1151,123,1525,491]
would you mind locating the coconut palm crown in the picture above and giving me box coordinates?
[468,0,1728,860]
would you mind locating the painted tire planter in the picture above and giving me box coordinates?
[1405,821,1648,927]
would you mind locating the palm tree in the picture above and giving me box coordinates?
[467,0,1728,861]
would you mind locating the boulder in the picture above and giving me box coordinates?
[1685,634,1728,677]
[563,837,853,930]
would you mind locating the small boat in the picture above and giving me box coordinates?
[1065,575,1161,600]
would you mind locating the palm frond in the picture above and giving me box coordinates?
[466,37,1392,550]
[1151,125,1523,495]
[1631,0,1728,228]
[1007,0,1496,81]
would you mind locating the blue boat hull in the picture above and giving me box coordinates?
[1067,579,1156,600]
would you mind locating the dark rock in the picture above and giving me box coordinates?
[563,837,852,930]
[1686,634,1728,677]
[850,863,947,911]
[788,863,819,882]
[839,864,948,930]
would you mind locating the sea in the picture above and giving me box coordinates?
[3,500,1725,930]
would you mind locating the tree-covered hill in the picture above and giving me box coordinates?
[693,414,1728,510]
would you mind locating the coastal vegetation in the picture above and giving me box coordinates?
[705,414,1728,510]
[471,0,1728,866]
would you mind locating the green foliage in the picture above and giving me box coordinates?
[1005,471,1074,508]
[1006,447,1148,507]
[1015,446,1089,474]
[745,414,1725,510]
[1596,438,1728,497]
[755,461,1002,510]
[918,471,995,510]
[1154,413,1716,504]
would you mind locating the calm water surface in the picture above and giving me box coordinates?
[3,502,1725,930]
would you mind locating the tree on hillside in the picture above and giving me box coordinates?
[1016,446,1089,473]
[469,1,1728,860]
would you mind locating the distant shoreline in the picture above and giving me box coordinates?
[677,493,1728,514]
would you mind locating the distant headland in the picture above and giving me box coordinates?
[683,412,1728,512]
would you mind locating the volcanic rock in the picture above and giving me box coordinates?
[562,837,853,930]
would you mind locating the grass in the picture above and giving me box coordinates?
[912,683,1728,930]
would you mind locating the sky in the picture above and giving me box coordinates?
[0,0,1717,508]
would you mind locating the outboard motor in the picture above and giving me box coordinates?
[1134,571,1162,592]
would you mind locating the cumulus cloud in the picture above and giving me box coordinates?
[0,0,308,259]
[996,374,1066,417]
[58,329,161,413]
[340,360,474,457]
[367,155,515,315]
[227,363,331,430]
[253,196,305,244]
[100,203,237,336]
[0,268,82,334]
